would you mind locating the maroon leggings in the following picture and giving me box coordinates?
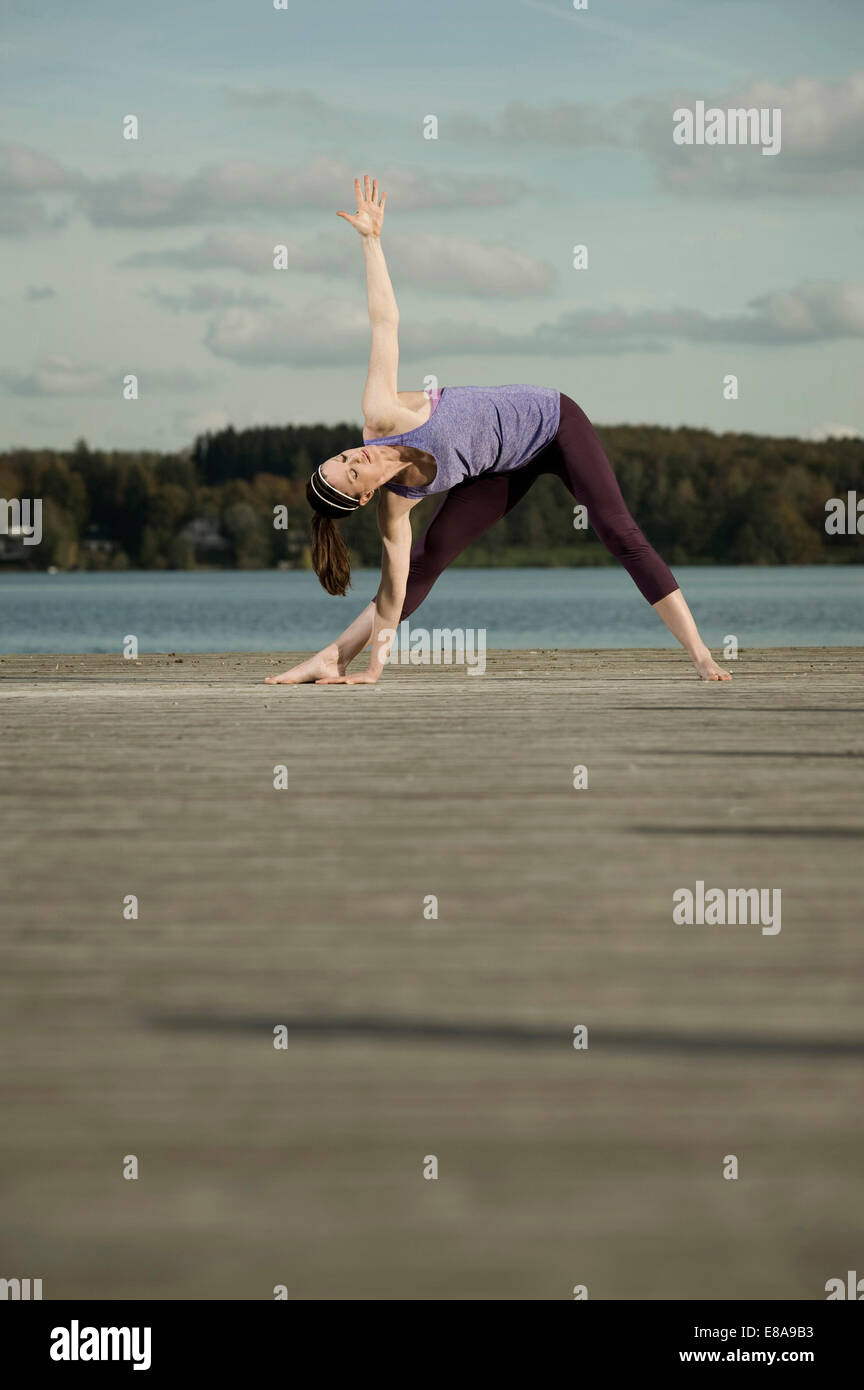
[399,393,677,620]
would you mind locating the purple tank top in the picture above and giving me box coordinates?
[370,384,561,498]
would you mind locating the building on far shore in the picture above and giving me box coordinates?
[177,516,231,564]
[0,525,30,562]
[82,524,114,558]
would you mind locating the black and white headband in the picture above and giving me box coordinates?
[309,465,361,513]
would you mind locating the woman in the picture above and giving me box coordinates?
[266,176,731,686]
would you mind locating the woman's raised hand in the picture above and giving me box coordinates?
[337,175,387,238]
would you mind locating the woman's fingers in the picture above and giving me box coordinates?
[348,175,385,210]
[343,176,385,222]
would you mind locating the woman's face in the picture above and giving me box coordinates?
[320,445,382,502]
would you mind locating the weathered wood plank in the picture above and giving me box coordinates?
[0,648,861,1300]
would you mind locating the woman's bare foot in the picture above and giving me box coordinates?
[265,645,345,684]
[693,647,732,682]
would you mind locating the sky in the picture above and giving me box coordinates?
[0,0,862,451]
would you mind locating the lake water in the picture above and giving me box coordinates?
[0,567,860,654]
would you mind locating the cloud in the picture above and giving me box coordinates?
[175,407,232,436]
[0,355,207,396]
[81,154,513,228]
[122,231,280,274]
[451,101,625,148]
[0,199,68,237]
[0,146,515,234]
[639,71,864,195]
[202,300,652,366]
[0,357,111,396]
[0,144,83,193]
[123,229,553,298]
[204,300,372,366]
[224,86,331,114]
[25,286,57,301]
[543,282,864,347]
[385,233,554,297]
[450,69,864,196]
[202,280,864,367]
[145,283,273,312]
[122,231,351,277]
[145,369,209,392]
[733,282,864,342]
[0,144,82,237]
[807,422,863,441]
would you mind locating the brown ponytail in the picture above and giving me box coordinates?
[310,510,351,595]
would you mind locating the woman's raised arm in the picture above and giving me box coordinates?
[337,175,399,430]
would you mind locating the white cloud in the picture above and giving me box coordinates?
[0,146,516,233]
[451,70,864,196]
[175,407,231,436]
[123,232,281,274]
[146,283,273,312]
[204,300,371,366]
[743,282,864,341]
[124,229,553,298]
[0,144,82,237]
[807,422,863,441]
[0,355,208,396]
[1,356,110,396]
[201,279,864,367]
[82,154,513,228]
[0,144,83,193]
[385,233,553,297]
[644,72,864,195]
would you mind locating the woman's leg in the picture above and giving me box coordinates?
[651,590,730,680]
[549,395,731,679]
[400,468,539,619]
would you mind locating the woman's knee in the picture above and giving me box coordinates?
[595,514,648,561]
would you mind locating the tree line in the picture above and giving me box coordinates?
[0,421,860,571]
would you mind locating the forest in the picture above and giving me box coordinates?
[0,421,861,571]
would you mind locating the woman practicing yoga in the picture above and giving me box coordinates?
[266,176,731,686]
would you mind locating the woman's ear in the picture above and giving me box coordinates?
[359,488,377,506]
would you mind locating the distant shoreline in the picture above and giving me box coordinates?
[1,555,863,579]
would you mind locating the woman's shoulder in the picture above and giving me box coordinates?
[397,389,432,412]
[363,390,434,440]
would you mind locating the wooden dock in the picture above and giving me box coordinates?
[1,647,862,1300]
